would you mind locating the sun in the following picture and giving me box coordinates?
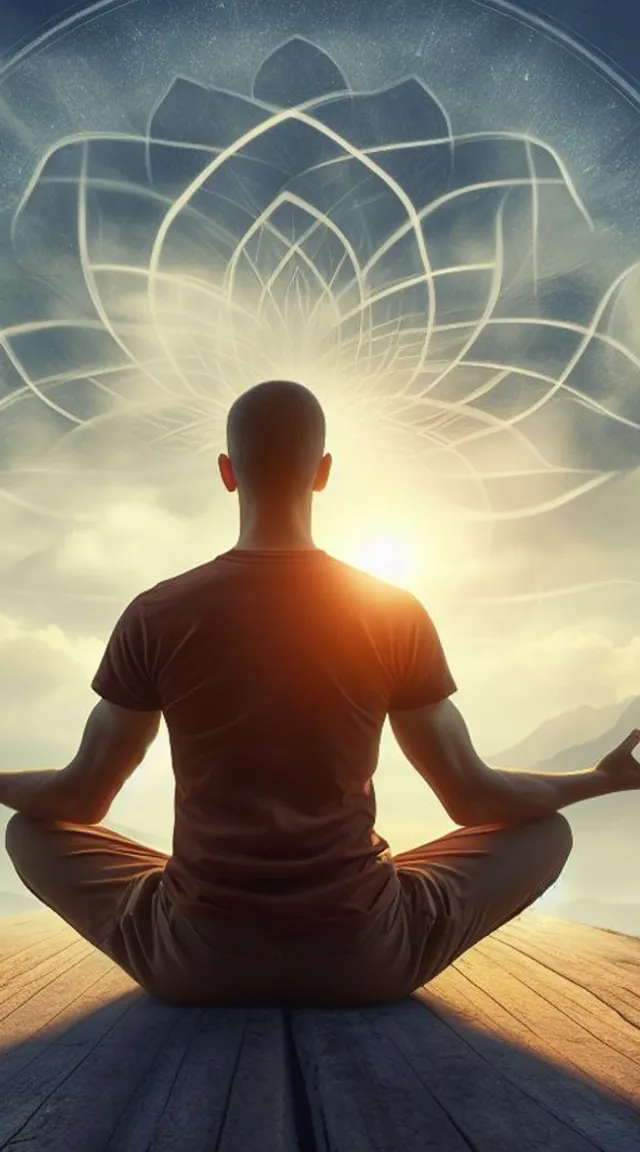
[351,533,417,587]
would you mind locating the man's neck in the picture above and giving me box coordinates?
[233,536,319,551]
[234,502,318,551]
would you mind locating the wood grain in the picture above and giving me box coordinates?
[0,910,638,1151]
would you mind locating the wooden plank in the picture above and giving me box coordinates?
[0,912,65,960]
[0,994,180,1150]
[0,966,146,1145]
[357,997,601,1152]
[451,947,639,1102]
[204,1010,302,1152]
[494,922,640,1030]
[0,914,637,1152]
[292,1007,474,1151]
[0,935,107,1036]
[0,952,126,1074]
[104,1008,305,1152]
[0,912,53,932]
[101,1008,208,1152]
[0,936,91,1016]
[503,915,640,975]
[123,1009,251,1152]
[476,936,640,1061]
[414,970,640,1151]
[531,915,640,956]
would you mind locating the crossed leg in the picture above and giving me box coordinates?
[4,814,169,990]
[392,811,573,991]
[4,810,574,1003]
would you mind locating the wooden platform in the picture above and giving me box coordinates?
[0,910,638,1151]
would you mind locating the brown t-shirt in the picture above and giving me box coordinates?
[91,549,457,928]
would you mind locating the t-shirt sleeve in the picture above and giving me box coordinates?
[388,594,457,711]
[91,595,161,711]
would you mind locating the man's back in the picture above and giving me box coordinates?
[91,548,457,926]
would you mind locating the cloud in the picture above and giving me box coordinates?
[0,611,103,766]
[0,612,101,694]
[0,604,175,842]
[454,619,638,755]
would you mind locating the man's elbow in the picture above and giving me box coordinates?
[60,792,109,826]
[54,771,110,826]
[74,788,113,825]
[448,801,483,828]
[78,805,109,826]
[447,783,500,828]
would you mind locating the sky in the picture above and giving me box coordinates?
[0,0,639,886]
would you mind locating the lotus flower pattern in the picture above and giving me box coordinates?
[1,36,639,529]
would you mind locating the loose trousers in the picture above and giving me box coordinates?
[4,812,572,1006]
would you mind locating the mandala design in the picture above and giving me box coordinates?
[1,36,640,527]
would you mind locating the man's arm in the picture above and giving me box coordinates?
[0,700,162,825]
[389,698,497,825]
[0,768,90,824]
[473,761,619,826]
[485,726,640,824]
[389,698,640,827]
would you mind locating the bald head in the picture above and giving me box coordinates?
[225,380,327,500]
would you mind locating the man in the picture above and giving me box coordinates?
[3,380,640,1007]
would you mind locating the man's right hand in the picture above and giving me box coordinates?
[596,730,640,792]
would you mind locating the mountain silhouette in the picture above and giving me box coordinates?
[486,695,635,768]
[523,696,640,775]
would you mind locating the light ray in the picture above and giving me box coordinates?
[0,26,638,608]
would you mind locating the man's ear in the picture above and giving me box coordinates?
[313,453,332,493]
[218,454,237,493]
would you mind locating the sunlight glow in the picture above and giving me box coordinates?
[350,533,419,587]
[0,28,639,609]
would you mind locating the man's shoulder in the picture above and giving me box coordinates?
[133,553,414,619]
[134,559,221,610]
[325,555,414,613]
